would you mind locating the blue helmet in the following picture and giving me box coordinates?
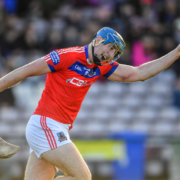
[92,27,126,66]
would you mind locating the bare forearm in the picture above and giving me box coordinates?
[138,47,179,81]
[0,67,27,92]
[0,57,50,92]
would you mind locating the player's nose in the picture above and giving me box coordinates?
[109,50,116,58]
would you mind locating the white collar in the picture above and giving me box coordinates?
[87,58,93,65]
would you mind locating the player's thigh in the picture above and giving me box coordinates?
[24,152,56,180]
[42,143,91,180]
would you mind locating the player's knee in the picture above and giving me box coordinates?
[77,173,91,180]
[75,169,91,180]
[83,170,91,180]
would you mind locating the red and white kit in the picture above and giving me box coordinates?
[26,45,119,157]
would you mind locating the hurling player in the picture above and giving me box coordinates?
[0,27,180,180]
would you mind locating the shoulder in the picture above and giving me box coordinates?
[99,61,119,71]
[99,61,119,78]
[56,46,85,56]
[49,46,86,70]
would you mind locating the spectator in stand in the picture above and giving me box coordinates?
[131,35,157,66]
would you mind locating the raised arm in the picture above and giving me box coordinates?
[0,57,51,92]
[108,45,180,82]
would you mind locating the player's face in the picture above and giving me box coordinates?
[94,42,119,65]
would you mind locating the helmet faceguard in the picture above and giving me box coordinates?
[92,27,126,66]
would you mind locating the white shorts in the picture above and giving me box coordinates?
[26,115,72,159]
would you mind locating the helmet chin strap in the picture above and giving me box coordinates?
[92,45,102,66]
[92,39,104,66]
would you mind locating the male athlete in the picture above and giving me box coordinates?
[0,27,180,180]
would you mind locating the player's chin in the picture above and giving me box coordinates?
[100,56,107,61]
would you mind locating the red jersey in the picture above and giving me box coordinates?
[33,46,119,129]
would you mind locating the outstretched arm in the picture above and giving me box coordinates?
[108,45,180,82]
[0,57,51,92]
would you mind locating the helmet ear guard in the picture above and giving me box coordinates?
[91,27,126,66]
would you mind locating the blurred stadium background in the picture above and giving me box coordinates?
[1,0,180,179]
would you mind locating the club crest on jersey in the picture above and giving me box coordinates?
[83,67,96,77]
[57,132,67,142]
[68,61,100,78]
[50,51,60,65]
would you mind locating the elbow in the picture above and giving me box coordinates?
[20,64,36,78]
[123,67,141,82]
[135,66,147,82]
[137,75,146,82]
[139,78,146,82]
